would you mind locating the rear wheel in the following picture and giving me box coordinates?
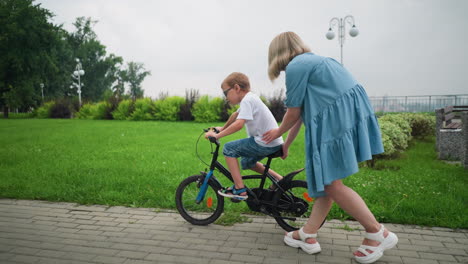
[272,180,323,232]
[175,175,224,225]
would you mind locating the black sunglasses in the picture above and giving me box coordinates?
[223,87,234,97]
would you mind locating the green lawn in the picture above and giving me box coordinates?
[0,119,466,228]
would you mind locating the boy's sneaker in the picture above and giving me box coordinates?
[218,186,248,201]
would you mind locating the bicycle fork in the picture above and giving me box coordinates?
[195,170,214,204]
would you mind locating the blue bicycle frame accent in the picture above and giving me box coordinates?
[195,170,214,203]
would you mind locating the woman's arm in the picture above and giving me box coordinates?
[262,107,301,144]
[281,118,302,159]
[284,118,302,147]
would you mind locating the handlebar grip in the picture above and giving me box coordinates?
[208,136,217,143]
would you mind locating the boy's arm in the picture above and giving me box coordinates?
[219,112,239,131]
[215,118,244,139]
[206,117,245,140]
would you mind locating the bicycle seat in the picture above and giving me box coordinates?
[267,146,283,159]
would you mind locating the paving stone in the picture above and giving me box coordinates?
[455,255,468,262]
[116,250,149,259]
[419,252,457,262]
[402,256,439,264]
[1,199,467,264]
[92,255,128,263]
[123,259,156,264]
[410,239,445,247]
[229,253,264,263]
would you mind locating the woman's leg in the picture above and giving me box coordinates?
[289,195,333,244]
[324,180,391,256]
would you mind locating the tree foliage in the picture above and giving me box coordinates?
[0,5,150,117]
[122,62,151,100]
[0,0,58,116]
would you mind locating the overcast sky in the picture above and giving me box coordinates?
[37,0,468,99]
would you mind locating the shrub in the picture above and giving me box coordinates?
[220,100,231,122]
[227,104,239,116]
[129,98,155,121]
[178,89,199,121]
[154,96,185,121]
[380,114,412,142]
[402,113,435,138]
[50,98,73,119]
[106,94,121,120]
[112,99,134,120]
[379,120,408,152]
[3,112,34,119]
[379,132,396,157]
[93,102,112,120]
[35,102,55,118]
[76,103,96,119]
[75,102,111,120]
[267,89,286,122]
[192,96,223,122]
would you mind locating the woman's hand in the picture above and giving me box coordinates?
[262,128,281,144]
[281,144,289,160]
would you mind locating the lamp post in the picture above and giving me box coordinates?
[325,15,359,65]
[71,58,85,106]
[40,83,44,101]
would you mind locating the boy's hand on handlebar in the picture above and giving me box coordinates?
[204,130,218,140]
[262,128,280,145]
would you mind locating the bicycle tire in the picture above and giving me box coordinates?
[175,175,224,225]
[272,180,322,232]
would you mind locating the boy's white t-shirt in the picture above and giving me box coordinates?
[237,92,284,147]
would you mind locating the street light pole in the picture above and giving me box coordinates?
[325,15,359,65]
[71,58,85,106]
[40,83,44,101]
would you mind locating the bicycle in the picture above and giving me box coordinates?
[175,128,322,232]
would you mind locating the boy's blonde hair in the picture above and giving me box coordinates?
[222,72,250,91]
[268,31,311,81]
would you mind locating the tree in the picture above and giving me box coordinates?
[112,68,125,100]
[0,0,60,117]
[122,62,151,100]
[67,17,123,102]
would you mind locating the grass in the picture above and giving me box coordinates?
[0,119,467,228]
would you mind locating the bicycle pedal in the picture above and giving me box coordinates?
[230,198,242,203]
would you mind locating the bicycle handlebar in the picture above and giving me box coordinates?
[203,127,220,145]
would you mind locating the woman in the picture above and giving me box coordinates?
[262,32,398,264]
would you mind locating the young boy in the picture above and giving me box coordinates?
[204,72,284,200]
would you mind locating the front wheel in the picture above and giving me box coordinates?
[272,180,322,232]
[175,175,224,225]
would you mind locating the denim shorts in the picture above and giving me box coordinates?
[223,137,282,170]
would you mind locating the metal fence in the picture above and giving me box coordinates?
[369,94,468,113]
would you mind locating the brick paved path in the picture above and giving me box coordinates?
[0,199,467,264]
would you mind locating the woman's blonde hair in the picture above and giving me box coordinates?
[222,72,250,91]
[268,31,311,81]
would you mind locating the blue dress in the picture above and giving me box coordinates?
[284,53,384,197]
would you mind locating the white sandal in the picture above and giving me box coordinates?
[284,227,321,254]
[355,224,398,264]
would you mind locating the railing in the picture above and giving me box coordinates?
[369,94,468,113]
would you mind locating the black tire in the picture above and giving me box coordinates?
[272,180,323,232]
[175,175,224,225]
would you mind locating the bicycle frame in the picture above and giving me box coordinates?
[195,136,281,204]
